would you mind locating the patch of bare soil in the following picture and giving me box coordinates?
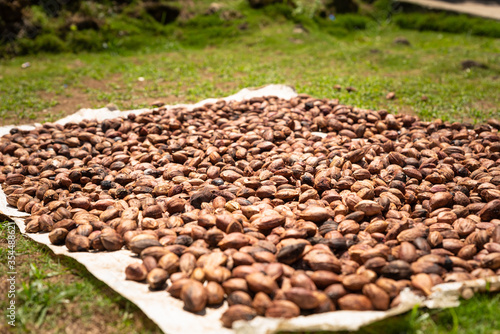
[470,100,499,112]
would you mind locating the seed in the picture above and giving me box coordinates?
[299,206,331,223]
[265,300,300,318]
[246,272,278,294]
[481,253,500,270]
[284,287,319,309]
[362,283,390,310]
[205,281,225,306]
[276,242,307,264]
[221,305,257,328]
[128,234,161,254]
[158,252,180,274]
[100,228,124,251]
[5,93,500,327]
[342,274,371,291]
[338,294,373,311]
[227,291,253,307]
[354,200,383,216]
[253,212,286,230]
[147,268,169,290]
[48,228,68,245]
[125,263,148,281]
[180,279,207,313]
[65,234,90,252]
[410,273,434,296]
[167,278,191,298]
[252,292,272,316]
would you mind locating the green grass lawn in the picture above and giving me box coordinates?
[0,5,499,125]
[0,2,500,333]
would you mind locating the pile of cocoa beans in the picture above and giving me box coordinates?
[1,94,499,328]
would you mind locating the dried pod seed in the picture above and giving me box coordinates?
[304,249,341,273]
[53,219,76,231]
[227,291,253,307]
[147,268,169,290]
[179,253,196,276]
[125,263,148,281]
[39,214,54,232]
[65,234,90,252]
[206,281,225,306]
[191,267,206,282]
[246,272,278,294]
[381,260,412,279]
[276,242,307,265]
[427,231,443,248]
[128,234,161,254]
[218,232,250,250]
[429,192,453,211]
[376,277,400,298]
[342,274,371,291]
[158,252,180,274]
[354,200,383,216]
[167,278,191,298]
[265,300,300,318]
[338,294,373,311]
[25,219,40,233]
[252,211,285,229]
[48,228,68,245]
[313,290,335,313]
[204,266,232,283]
[180,279,208,313]
[457,244,477,260]
[477,199,500,221]
[309,270,342,289]
[75,224,93,237]
[481,253,500,270]
[142,256,157,272]
[221,305,257,328]
[140,246,170,260]
[410,261,446,275]
[397,228,427,243]
[252,292,272,316]
[364,257,387,273]
[362,283,390,310]
[324,283,348,301]
[299,206,331,223]
[100,228,123,251]
[411,273,434,296]
[166,198,186,214]
[290,271,317,291]
[284,287,319,310]
[399,242,417,263]
[89,231,105,251]
[442,239,465,254]
[222,278,249,294]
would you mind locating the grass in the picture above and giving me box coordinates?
[0,2,499,125]
[0,1,499,333]
[0,16,499,125]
